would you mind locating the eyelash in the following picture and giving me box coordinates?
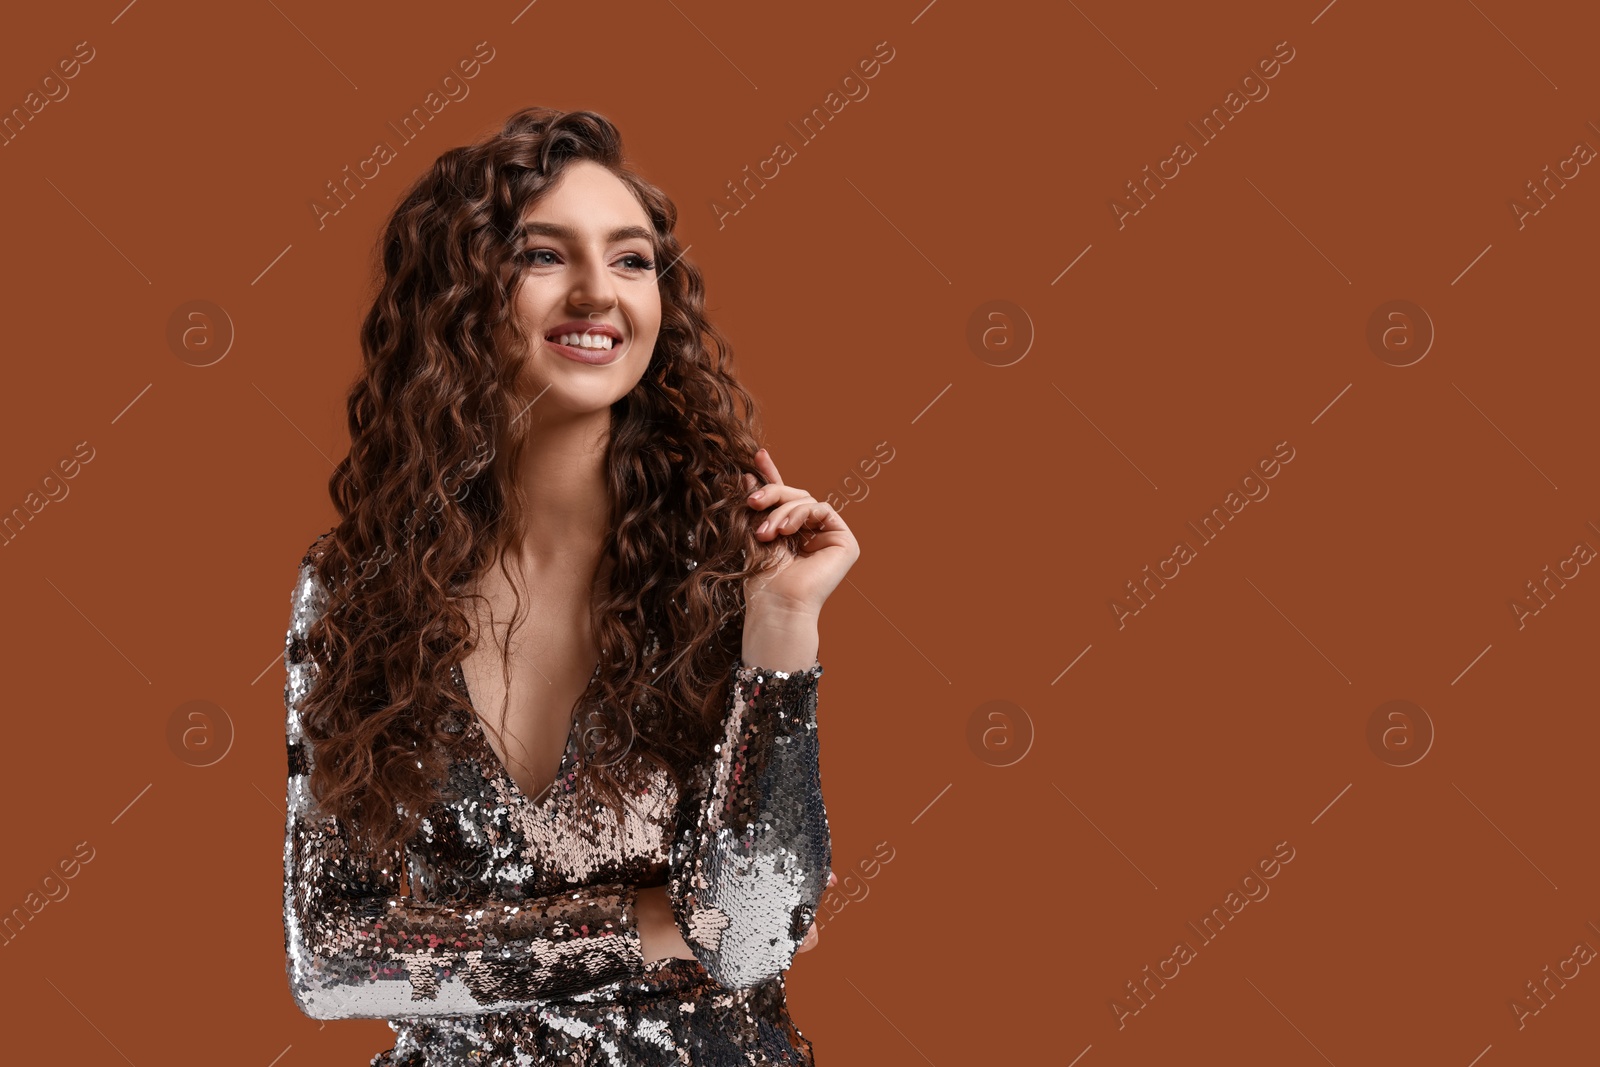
[521,249,655,272]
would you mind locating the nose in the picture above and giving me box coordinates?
[567,246,618,311]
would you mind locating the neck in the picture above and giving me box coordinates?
[505,405,613,577]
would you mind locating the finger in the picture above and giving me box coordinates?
[798,924,819,953]
[756,497,818,538]
[795,501,855,553]
[748,481,810,510]
[764,498,844,543]
[755,447,784,488]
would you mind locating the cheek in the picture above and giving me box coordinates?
[623,298,663,351]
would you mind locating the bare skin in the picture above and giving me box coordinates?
[457,161,855,969]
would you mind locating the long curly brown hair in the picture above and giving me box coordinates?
[293,106,797,856]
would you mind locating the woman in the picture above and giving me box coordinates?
[281,106,859,1065]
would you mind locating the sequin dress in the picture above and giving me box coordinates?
[280,543,831,1065]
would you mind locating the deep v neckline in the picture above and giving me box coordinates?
[450,661,597,808]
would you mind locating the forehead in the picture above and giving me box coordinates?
[521,160,651,234]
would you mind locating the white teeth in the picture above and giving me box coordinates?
[554,332,615,350]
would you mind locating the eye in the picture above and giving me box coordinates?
[521,248,560,266]
[621,253,656,272]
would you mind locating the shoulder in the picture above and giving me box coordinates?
[288,528,336,635]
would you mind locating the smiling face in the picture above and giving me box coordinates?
[508,159,662,414]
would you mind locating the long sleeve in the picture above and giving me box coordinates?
[281,556,648,1020]
[665,656,832,990]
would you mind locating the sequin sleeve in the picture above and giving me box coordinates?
[281,557,648,1020]
[665,656,832,990]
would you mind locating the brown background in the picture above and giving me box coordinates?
[1,0,1596,1063]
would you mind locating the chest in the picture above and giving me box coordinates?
[456,629,596,806]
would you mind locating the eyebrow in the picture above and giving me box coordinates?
[520,221,655,244]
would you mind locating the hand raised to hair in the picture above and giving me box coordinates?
[742,448,861,618]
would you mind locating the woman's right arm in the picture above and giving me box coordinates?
[282,555,650,1020]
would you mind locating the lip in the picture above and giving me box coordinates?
[543,321,625,366]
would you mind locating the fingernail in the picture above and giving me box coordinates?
[757,520,769,534]
[827,871,837,886]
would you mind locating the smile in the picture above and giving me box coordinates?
[543,323,625,365]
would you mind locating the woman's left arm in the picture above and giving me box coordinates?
[664,448,859,989]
